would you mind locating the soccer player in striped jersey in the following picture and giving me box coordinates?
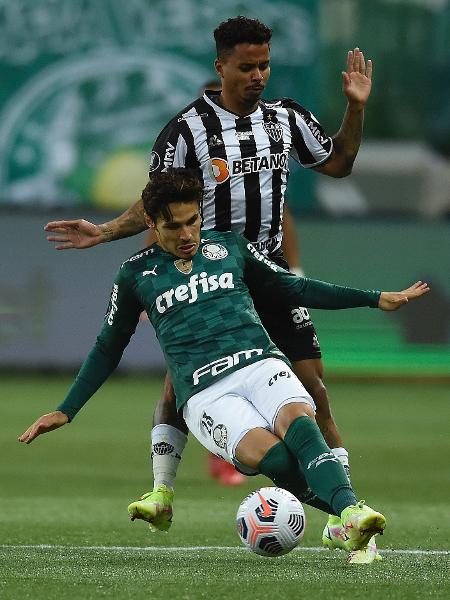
[44,16,375,559]
[22,169,429,560]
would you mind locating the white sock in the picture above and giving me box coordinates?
[331,447,350,481]
[151,424,187,489]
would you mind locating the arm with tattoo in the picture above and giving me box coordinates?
[45,199,147,250]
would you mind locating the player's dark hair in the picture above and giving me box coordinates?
[142,168,203,223]
[214,16,272,59]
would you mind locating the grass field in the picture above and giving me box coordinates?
[1,374,449,599]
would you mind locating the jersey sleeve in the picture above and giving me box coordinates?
[56,268,142,421]
[282,98,333,168]
[234,234,381,309]
[149,115,200,175]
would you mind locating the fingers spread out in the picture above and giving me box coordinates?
[18,431,29,443]
[54,243,74,250]
[359,51,366,74]
[354,47,361,72]
[18,424,39,444]
[347,48,372,79]
[403,281,430,299]
[46,235,68,242]
[45,227,70,234]
[46,235,74,249]
[44,220,81,231]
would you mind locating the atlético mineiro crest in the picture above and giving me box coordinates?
[202,243,228,260]
[174,258,193,274]
[263,121,283,143]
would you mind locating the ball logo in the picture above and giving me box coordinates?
[202,243,228,260]
[209,157,230,183]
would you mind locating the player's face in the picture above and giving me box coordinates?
[215,43,270,111]
[149,201,201,259]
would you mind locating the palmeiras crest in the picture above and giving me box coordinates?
[213,424,228,450]
[202,243,228,260]
[174,258,193,274]
[263,121,283,143]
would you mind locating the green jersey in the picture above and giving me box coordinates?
[58,231,380,419]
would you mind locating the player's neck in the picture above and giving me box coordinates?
[218,92,258,117]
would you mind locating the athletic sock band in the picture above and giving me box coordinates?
[332,447,350,481]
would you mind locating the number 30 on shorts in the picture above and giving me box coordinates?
[291,307,311,325]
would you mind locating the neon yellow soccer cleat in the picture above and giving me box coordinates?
[322,515,382,563]
[322,515,348,551]
[346,538,382,565]
[340,501,386,552]
[127,484,174,532]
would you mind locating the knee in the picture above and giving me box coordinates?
[274,402,316,438]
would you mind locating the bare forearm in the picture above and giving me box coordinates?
[332,103,365,174]
[100,199,147,242]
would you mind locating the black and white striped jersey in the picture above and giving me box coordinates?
[149,91,333,255]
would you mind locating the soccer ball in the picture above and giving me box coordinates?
[236,487,306,557]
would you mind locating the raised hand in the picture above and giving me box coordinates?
[44,219,108,250]
[342,48,373,108]
[378,281,430,311]
[18,411,69,444]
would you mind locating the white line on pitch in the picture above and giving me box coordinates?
[0,545,448,556]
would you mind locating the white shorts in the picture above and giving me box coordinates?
[182,358,315,475]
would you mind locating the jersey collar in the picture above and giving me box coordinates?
[203,90,263,119]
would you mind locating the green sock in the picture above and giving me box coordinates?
[284,416,357,515]
[257,441,334,515]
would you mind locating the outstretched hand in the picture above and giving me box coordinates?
[45,219,106,250]
[18,411,69,444]
[378,281,430,311]
[342,47,373,108]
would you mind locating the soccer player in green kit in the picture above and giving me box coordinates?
[20,169,429,557]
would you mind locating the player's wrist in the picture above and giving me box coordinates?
[98,224,115,243]
[346,100,365,113]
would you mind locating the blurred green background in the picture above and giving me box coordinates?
[1,0,449,212]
